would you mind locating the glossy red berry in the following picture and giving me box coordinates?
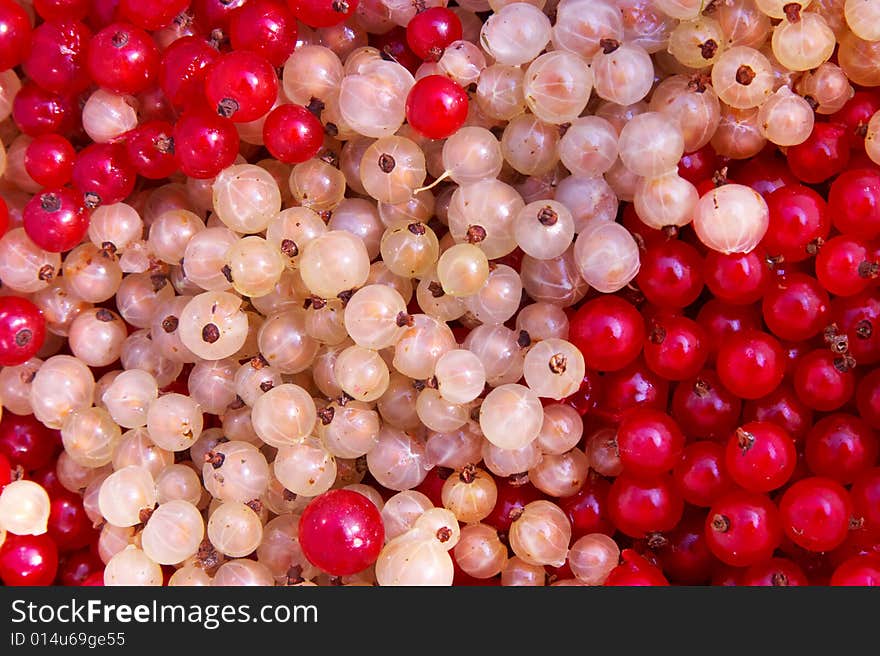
[792,349,856,413]
[229,0,297,67]
[405,75,469,140]
[617,408,685,479]
[703,250,770,306]
[557,475,613,538]
[742,384,813,443]
[12,83,78,137]
[204,50,278,123]
[761,274,830,343]
[830,554,880,585]
[484,477,545,534]
[831,290,880,365]
[87,23,161,94]
[673,440,733,507]
[159,36,219,110]
[263,104,324,165]
[24,134,76,188]
[761,184,829,263]
[561,370,600,416]
[831,90,880,142]
[288,0,357,27]
[716,329,785,401]
[570,296,645,372]
[828,168,880,239]
[730,151,798,198]
[779,477,852,553]
[705,490,782,567]
[643,314,708,381]
[695,299,762,362]
[23,187,89,252]
[804,414,878,485]
[652,510,717,585]
[22,20,92,95]
[725,421,796,493]
[856,369,880,430]
[0,533,59,586]
[72,142,136,208]
[851,468,880,535]
[786,121,850,184]
[48,490,95,552]
[742,557,808,586]
[58,548,104,586]
[406,7,462,61]
[815,235,879,297]
[298,489,384,576]
[607,473,683,538]
[124,120,178,180]
[119,0,189,29]
[0,413,59,470]
[604,548,669,586]
[0,298,46,368]
[0,0,32,71]
[173,108,239,179]
[671,370,742,441]
[677,144,718,185]
[593,358,669,422]
[635,239,704,309]
[34,0,89,21]
[372,26,421,75]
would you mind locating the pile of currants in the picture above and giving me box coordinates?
[0,0,879,587]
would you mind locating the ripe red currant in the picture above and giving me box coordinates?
[570,295,645,372]
[406,7,463,62]
[0,298,47,367]
[705,490,782,568]
[263,104,324,165]
[724,421,796,493]
[716,329,786,400]
[607,473,683,538]
[173,108,239,179]
[779,477,852,553]
[405,75,469,140]
[87,23,161,95]
[22,187,89,253]
[805,414,878,485]
[617,408,685,479]
[204,50,279,123]
[0,533,59,586]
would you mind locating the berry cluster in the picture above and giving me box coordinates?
[0,0,879,587]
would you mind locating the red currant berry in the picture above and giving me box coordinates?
[0,0,32,71]
[617,408,685,479]
[805,414,878,485]
[830,554,880,585]
[0,413,59,470]
[298,489,384,576]
[288,0,357,27]
[677,144,718,185]
[124,120,178,180]
[159,36,219,110]
[671,370,742,441]
[851,467,880,535]
[57,547,104,586]
[741,557,808,586]
[229,0,297,67]
[405,75,468,140]
[263,104,324,165]
[742,384,813,443]
[0,297,46,368]
[48,490,95,552]
[119,0,189,30]
[173,108,239,179]
[0,533,59,586]
[730,151,798,198]
[635,239,704,309]
[557,474,613,538]
[816,235,879,297]
[831,289,880,365]
[725,421,796,493]
[786,121,851,184]
[34,0,89,21]
[761,184,829,263]
[761,273,830,343]
[607,473,683,538]
[604,548,669,586]
[856,369,880,429]
[570,295,645,372]
[830,90,880,143]
[705,490,782,567]
[652,510,717,585]
[22,20,92,95]
[561,370,600,416]
[828,168,880,239]
[593,358,669,422]
[644,314,708,381]
[695,299,762,362]
[406,7,462,62]
[371,27,421,75]
[779,477,852,553]
[204,50,278,123]
[87,23,161,95]
[793,349,856,413]
[24,135,76,188]
[716,329,785,401]
[72,142,136,208]
[673,440,733,507]
[23,188,89,253]
[12,83,79,137]
[191,0,247,30]
[703,250,770,305]
[484,477,545,534]
[622,203,665,250]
